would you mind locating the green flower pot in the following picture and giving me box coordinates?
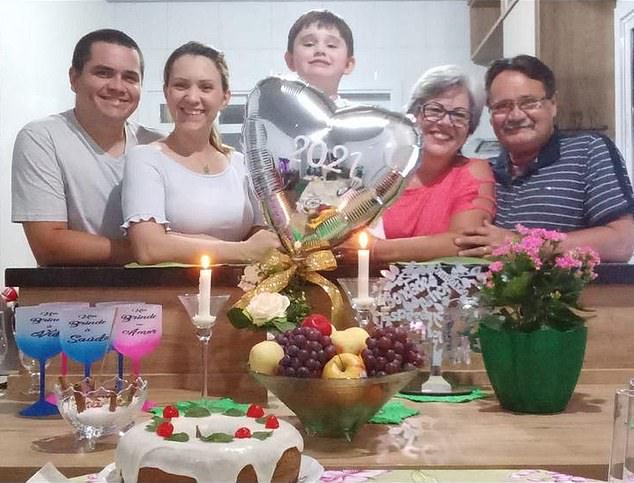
[478,324,587,414]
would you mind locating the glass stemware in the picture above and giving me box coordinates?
[10,309,52,398]
[59,307,115,379]
[336,277,386,329]
[178,294,230,399]
[19,352,51,396]
[14,309,61,416]
[8,308,34,396]
[0,312,8,398]
[0,313,7,367]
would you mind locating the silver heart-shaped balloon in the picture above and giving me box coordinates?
[243,77,421,254]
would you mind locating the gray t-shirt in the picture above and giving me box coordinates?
[11,110,162,239]
[122,144,263,241]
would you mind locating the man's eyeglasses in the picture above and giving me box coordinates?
[418,102,471,128]
[489,96,551,116]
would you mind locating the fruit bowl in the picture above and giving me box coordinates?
[54,376,148,450]
[251,370,417,441]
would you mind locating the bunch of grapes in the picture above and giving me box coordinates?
[275,326,337,378]
[362,327,424,377]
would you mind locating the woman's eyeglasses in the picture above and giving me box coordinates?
[489,96,550,116]
[418,102,471,128]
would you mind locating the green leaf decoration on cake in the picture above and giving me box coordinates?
[145,416,169,432]
[148,398,249,419]
[223,408,245,417]
[165,432,190,442]
[255,417,267,424]
[184,406,212,418]
[199,432,235,443]
[251,431,273,440]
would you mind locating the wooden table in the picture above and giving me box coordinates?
[3,264,632,482]
[0,384,618,482]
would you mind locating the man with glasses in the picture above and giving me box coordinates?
[456,55,634,262]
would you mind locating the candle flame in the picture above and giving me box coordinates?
[201,255,210,269]
[359,231,368,249]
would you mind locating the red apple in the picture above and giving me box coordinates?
[302,314,332,336]
[321,353,367,379]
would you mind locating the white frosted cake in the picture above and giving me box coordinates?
[115,404,303,483]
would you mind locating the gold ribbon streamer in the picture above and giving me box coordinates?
[234,250,346,329]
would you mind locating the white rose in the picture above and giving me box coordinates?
[245,292,290,327]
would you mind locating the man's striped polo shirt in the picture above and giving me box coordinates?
[492,129,634,231]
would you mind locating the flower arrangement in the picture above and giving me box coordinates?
[228,261,310,332]
[479,225,600,332]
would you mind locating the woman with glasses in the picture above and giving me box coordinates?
[370,65,495,262]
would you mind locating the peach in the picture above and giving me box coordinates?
[330,327,370,355]
[248,341,284,375]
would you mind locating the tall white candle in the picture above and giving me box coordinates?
[197,255,212,320]
[358,232,370,300]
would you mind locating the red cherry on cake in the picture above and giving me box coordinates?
[162,405,179,419]
[301,314,332,336]
[157,421,174,438]
[234,427,252,439]
[246,404,264,418]
[264,415,279,429]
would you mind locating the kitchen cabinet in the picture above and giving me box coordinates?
[470,0,616,137]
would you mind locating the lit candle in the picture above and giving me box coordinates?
[197,255,212,320]
[358,232,370,301]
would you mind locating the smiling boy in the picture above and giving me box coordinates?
[284,10,356,99]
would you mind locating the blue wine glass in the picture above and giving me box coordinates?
[14,307,62,417]
[58,308,115,378]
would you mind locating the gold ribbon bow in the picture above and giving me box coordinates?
[233,250,346,329]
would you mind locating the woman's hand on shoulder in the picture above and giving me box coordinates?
[454,220,514,258]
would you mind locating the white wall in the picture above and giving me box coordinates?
[0,0,491,286]
[0,1,117,287]
[503,0,536,58]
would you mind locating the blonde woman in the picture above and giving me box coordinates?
[122,42,279,264]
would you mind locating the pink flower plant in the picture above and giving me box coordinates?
[480,225,599,332]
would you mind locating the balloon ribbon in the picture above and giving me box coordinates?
[232,250,346,328]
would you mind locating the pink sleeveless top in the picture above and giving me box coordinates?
[383,157,495,239]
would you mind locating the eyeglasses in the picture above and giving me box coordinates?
[418,102,471,128]
[489,96,551,116]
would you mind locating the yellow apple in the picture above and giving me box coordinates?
[248,341,284,375]
[321,353,367,379]
[330,327,370,355]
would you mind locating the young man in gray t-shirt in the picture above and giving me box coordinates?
[12,29,162,266]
